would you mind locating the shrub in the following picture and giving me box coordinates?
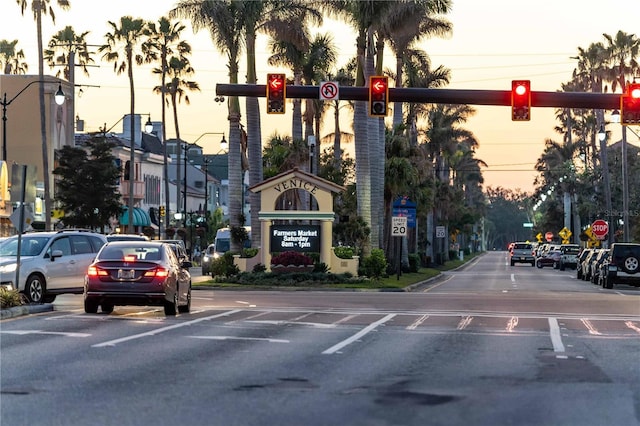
[361,248,387,278]
[313,262,329,273]
[242,247,258,258]
[252,263,267,273]
[0,288,23,309]
[271,251,313,266]
[210,251,239,277]
[334,246,354,259]
[408,254,420,273]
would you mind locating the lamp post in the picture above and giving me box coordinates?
[2,80,65,161]
[610,110,630,242]
[598,124,614,246]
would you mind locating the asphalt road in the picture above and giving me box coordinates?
[1,251,639,426]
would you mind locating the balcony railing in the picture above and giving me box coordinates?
[119,180,145,200]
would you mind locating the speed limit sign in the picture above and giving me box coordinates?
[392,216,407,236]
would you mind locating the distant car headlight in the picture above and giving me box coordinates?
[203,255,211,262]
[213,253,221,259]
[0,263,17,274]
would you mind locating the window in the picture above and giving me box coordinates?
[50,237,72,256]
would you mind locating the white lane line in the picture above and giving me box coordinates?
[334,314,358,325]
[506,316,519,332]
[188,336,289,343]
[548,317,565,353]
[625,321,640,334]
[235,300,257,307]
[581,319,601,335]
[0,330,91,338]
[92,310,242,348]
[246,320,335,328]
[422,275,453,292]
[457,316,473,330]
[322,314,396,355]
[511,274,516,282]
[406,314,429,330]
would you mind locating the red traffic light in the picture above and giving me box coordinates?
[621,82,640,125]
[511,80,531,121]
[266,73,286,114]
[369,76,389,117]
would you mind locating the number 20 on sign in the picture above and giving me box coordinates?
[392,216,407,236]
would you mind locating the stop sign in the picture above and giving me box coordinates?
[591,219,609,240]
[545,231,554,242]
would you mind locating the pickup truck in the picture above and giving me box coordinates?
[510,242,535,266]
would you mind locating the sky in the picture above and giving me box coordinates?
[3,0,640,193]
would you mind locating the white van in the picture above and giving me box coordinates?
[213,227,251,258]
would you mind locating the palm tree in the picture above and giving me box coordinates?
[379,0,452,129]
[147,17,192,232]
[98,16,156,233]
[155,55,200,222]
[602,30,640,242]
[0,39,29,74]
[169,0,245,251]
[16,0,70,231]
[43,26,93,80]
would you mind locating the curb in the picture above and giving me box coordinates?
[0,303,54,320]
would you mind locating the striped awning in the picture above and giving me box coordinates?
[119,207,151,227]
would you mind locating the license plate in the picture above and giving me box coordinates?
[520,257,525,260]
[118,269,134,279]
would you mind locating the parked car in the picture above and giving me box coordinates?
[536,250,562,269]
[0,230,107,303]
[589,249,609,284]
[596,251,611,287]
[84,241,192,315]
[559,244,580,270]
[510,242,535,266]
[604,243,640,289]
[580,249,602,282]
[576,249,592,280]
[158,239,190,264]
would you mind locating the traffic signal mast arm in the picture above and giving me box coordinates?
[216,83,621,109]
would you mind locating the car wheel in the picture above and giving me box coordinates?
[560,263,565,271]
[101,303,114,314]
[604,277,614,289]
[531,261,535,267]
[24,274,46,304]
[43,295,56,303]
[536,260,542,268]
[622,256,639,274]
[164,293,177,316]
[201,267,209,275]
[577,269,582,279]
[510,260,514,266]
[84,298,98,314]
[178,286,191,314]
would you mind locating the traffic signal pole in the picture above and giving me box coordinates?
[216,83,621,110]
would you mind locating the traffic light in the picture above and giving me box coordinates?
[159,205,165,217]
[511,80,531,121]
[266,73,286,114]
[369,76,389,117]
[621,83,640,125]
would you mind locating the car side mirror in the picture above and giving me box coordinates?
[181,261,192,269]
[50,249,63,261]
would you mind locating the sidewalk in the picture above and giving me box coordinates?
[189,266,212,284]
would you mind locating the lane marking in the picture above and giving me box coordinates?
[457,316,473,330]
[235,300,257,307]
[506,316,519,332]
[548,317,565,353]
[422,275,453,292]
[511,274,516,282]
[624,321,640,334]
[0,330,91,338]
[188,336,289,343]
[406,314,429,330]
[581,319,601,335]
[322,314,396,355]
[246,320,335,328]
[92,310,242,348]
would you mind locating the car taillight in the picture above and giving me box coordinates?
[144,267,169,278]
[124,255,137,262]
[87,266,109,277]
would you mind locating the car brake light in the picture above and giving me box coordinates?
[87,266,109,277]
[144,267,169,278]
[124,255,137,262]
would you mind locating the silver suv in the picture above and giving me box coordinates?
[0,230,107,303]
[510,242,535,266]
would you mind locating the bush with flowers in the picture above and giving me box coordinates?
[271,251,314,267]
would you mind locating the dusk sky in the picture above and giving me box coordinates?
[3,0,640,193]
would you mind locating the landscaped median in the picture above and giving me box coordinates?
[194,252,482,291]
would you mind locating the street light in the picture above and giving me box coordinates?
[201,138,229,228]
[1,80,65,161]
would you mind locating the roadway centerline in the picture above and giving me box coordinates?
[548,317,565,353]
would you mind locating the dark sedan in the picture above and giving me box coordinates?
[84,241,192,316]
[536,250,562,269]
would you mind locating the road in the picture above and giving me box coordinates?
[1,251,639,426]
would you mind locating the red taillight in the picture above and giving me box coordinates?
[87,266,108,277]
[144,267,169,278]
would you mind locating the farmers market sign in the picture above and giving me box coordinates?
[271,225,320,252]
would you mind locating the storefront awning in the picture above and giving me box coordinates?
[119,207,151,227]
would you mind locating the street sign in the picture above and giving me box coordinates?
[591,219,609,240]
[435,226,446,238]
[391,216,407,236]
[545,231,553,242]
[319,81,339,101]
